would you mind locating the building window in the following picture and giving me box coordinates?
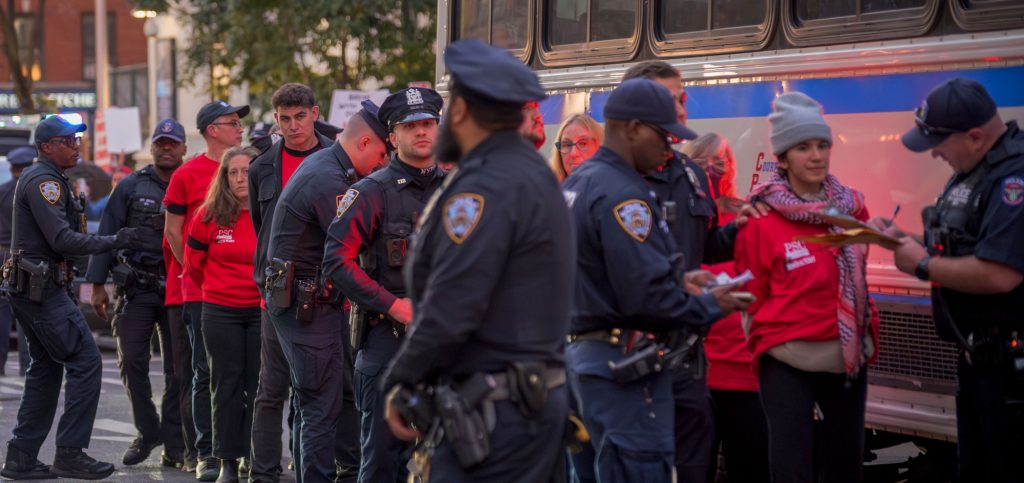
[540,0,641,66]
[455,0,532,59]
[652,0,774,57]
[13,15,42,81]
[950,0,1024,31]
[783,0,939,47]
[82,13,117,81]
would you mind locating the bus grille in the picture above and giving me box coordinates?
[870,301,959,386]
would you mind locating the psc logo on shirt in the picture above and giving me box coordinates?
[215,228,235,244]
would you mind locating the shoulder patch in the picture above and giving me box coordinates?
[39,180,61,205]
[443,193,485,244]
[1002,176,1023,206]
[613,199,653,242]
[336,189,359,218]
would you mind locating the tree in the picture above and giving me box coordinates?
[133,0,437,117]
[0,0,44,113]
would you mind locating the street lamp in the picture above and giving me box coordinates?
[131,9,157,19]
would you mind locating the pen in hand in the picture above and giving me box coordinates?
[888,204,901,227]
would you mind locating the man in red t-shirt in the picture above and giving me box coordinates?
[164,100,249,480]
[247,83,339,482]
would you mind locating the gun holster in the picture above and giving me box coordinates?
[506,361,548,418]
[349,303,368,352]
[17,258,49,303]
[111,263,133,289]
[608,343,669,385]
[437,378,492,468]
[266,259,294,310]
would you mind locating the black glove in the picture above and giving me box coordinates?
[114,227,143,249]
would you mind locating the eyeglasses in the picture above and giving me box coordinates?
[914,106,960,136]
[210,121,243,130]
[556,137,596,154]
[48,136,81,147]
[640,122,679,146]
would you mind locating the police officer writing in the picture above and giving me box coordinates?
[381,39,573,482]
[561,78,750,482]
[264,99,389,483]
[86,119,187,469]
[323,88,443,482]
[874,78,1024,483]
[0,116,142,480]
[0,146,36,377]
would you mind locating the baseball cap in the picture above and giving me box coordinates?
[35,115,87,144]
[152,118,186,142]
[7,146,36,167]
[901,78,998,152]
[604,78,698,141]
[444,39,545,104]
[197,100,251,133]
[378,88,443,130]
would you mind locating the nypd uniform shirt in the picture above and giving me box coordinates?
[12,155,120,261]
[563,147,722,335]
[382,130,575,387]
[323,157,443,314]
[266,142,358,280]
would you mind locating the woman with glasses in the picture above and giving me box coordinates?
[681,133,739,223]
[184,146,261,483]
[734,92,879,483]
[549,114,603,181]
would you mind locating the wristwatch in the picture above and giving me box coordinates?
[914,255,932,281]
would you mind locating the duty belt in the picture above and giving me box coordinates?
[482,367,566,401]
[367,311,406,336]
[567,328,629,347]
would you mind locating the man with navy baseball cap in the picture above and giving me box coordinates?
[560,77,751,482]
[877,77,1024,483]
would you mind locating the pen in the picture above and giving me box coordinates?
[890,204,901,225]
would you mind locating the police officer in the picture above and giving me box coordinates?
[86,119,187,468]
[561,78,749,482]
[0,146,35,377]
[380,39,572,482]
[264,101,389,483]
[0,116,142,480]
[878,78,1024,483]
[323,88,443,482]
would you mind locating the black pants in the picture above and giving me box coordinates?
[956,352,1024,483]
[0,295,30,375]
[672,371,716,483]
[758,355,866,483]
[168,304,197,462]
[184,300,213,458]
[711,389,770,483]
[250,309,294,481]
[112,288,183,451]
[202,302,261,460]
[8,286,102,453]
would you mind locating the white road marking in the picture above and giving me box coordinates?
[93,418,138,435]
[90,435,136,443]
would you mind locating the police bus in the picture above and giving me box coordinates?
[435,0,1024,472]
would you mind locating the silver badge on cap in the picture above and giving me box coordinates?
[406,89,424,106]
[161,122,173,133]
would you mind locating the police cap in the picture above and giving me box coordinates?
[902,78,998,152]
[357,99,389,143]
[152,118,186,143]
[6,146,36,167]
[197,100,251,133]
[35,115,87,144]
[604,78,698,141]
[378,88,443,131]
[444,39,545,104]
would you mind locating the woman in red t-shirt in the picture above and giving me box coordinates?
[734,92,879,483]
[184,146,261,482]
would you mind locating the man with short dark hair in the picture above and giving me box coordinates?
[248,82,339,483]
[879,78,1024,483]
[164,99,250,480]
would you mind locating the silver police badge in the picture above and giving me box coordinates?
[39,180,61,205]
[614,199,653,242]
[443,193,484,244]
[336,189,359,218]
[406,88,424,106]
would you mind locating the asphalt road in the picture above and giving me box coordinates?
[0,350,296,482]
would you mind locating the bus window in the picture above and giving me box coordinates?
[455,0,532,57]
[951,0,1024,31]
[541,0,641,65]
[652,0,774,57]
[784,0,939,46]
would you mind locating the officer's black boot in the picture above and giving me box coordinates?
[0,442,52,480]
[50,446,115,480]
[197,456,220,481]
[216,458,240,483]
[122,436,163,465]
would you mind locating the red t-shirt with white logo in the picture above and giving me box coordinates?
[184,208,260,308]
[733,208,874,372]
[704,262,759,392]
[164,153,220,303]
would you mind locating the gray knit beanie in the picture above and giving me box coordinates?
[769,91,832,155]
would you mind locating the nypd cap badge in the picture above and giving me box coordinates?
[614,199,653,242]
[443,193,484,244]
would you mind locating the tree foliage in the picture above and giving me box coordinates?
[133,0,437,117]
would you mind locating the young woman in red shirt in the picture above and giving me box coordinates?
[184,146,261,483]
[734,92,879,483]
